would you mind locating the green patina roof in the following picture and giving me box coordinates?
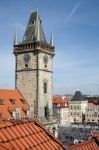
[22,11,46,43]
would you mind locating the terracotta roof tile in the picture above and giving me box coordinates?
[0,89,29,119]
[53,96,69,107]
[0,120,66,150]
[0,143,13,150]
[67,139,99,150]
[0,119,98,150]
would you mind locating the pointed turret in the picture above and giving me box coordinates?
[14,28,19,45]
[50,32,54,47]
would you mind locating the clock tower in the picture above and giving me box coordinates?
[14,11,55,119]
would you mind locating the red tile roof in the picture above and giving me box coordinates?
[53,96,69,107]
[0,89,29,119]
[88,99,99,105]
[67,139,99,150]
[0,119,66,150]
[0,119,98,150]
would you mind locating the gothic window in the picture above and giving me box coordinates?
[45,105,50,120]
[43,80,48,94]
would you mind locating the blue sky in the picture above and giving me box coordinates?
[0,0,99,95]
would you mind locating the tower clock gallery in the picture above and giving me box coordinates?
[14,11,55,119]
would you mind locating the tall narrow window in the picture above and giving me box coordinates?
[44,82,47,94]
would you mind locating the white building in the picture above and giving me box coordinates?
[85,98,99,125]
[53,96,69,125]
[69,91,88,123]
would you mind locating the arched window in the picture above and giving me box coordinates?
[43,80,48,94]
[45,105,50,120]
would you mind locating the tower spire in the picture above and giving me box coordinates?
[14,27,19,45]
[36,11,40,41]
[34,11,40,41]
[50,32,54,47]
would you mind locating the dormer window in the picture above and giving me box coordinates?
[21,99,27,104]
[0,99,4,105]
[10,99,16,104]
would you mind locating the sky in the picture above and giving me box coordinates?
[0,0,99,95]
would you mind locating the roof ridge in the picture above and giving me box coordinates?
[0,119,66,149]
[34,120,66,149]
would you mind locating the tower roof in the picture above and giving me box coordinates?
[23,11,46,43]
[71,91,86,101]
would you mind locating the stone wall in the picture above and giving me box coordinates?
[38,53,53,118]
[16,51,53,118]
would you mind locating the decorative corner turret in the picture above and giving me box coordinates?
[14,28,19,45]
[50,32,54,47]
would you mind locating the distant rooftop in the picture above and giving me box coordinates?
[71,91,86,101]
[53,96,69,107]
[67,137,99,150]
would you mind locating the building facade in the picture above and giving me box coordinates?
[53,96,69,125]
[85,98,99,125]
[69,91,88,123]
[14,11,55,119]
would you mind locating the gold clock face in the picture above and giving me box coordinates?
[43,55,48,64]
